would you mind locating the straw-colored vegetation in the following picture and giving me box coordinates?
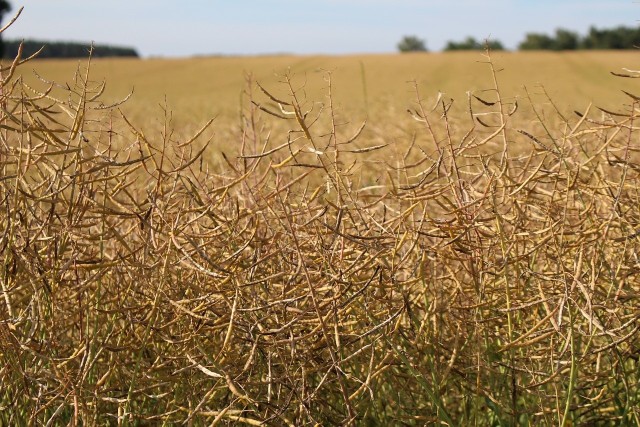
[1,31,639,427]
[17,50,640,123]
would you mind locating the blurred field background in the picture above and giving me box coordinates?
[18,50,640,127]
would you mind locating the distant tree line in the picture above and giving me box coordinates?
[399,25,640,53]
[444,37,504,51]
[397,36,428,52]
[519,26,640,50]
[0,0,11,57]
[2,39,139,59]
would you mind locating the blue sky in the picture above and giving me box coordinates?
[6,1,640,57]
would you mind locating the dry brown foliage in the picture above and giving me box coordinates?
[0,31,638,426]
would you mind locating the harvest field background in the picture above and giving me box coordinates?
[20,50,640,124]
[1,44,640,426]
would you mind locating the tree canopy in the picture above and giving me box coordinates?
[2,39,139,59]
[400,24,640,53]
[519,26,640,50]
[444,37,504,51]
[397,36,428,52]
[0,0,11,57]
[0,0,10,18]
[0,1,139,60]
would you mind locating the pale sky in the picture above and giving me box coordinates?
[5,1,640,57]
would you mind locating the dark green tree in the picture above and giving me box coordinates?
[485,39,505,51]
[518,33,556,50]
[553,28,579,50]
[0,0,11,57]
[444,36,504,51]
[445,36,480,51]
[581,25,640,49]
[3,40,139,59]
[397,35,427,52]
[519,25,640,51]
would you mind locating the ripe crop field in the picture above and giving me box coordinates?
[19,51,640,123]
[1,49,639,425]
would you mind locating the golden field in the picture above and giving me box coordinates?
[19,50,640,122]
[1,49,639,425]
